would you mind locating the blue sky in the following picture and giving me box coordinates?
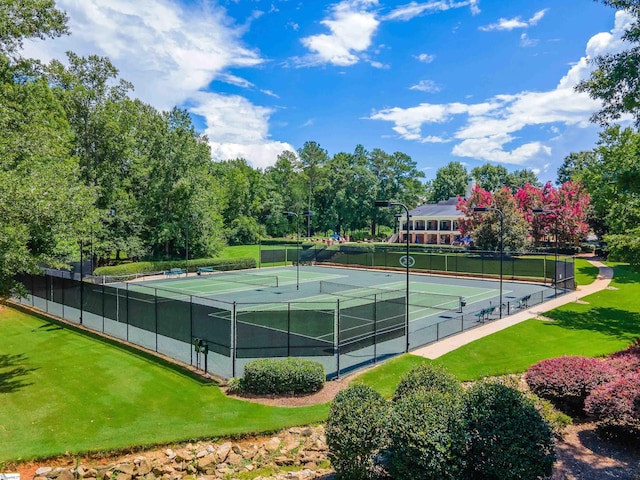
[23,1,631,183]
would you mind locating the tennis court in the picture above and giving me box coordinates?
[14,263,562,378]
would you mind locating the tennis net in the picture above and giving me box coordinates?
[319,281,462,312]
[319,281,403,301]
[204,271,279,288]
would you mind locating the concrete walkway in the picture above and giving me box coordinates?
[411,259,614,359]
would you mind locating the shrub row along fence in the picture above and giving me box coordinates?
[12,266,572,379]
[261,244,575,289]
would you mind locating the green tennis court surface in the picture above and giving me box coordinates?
[126,265,523,352]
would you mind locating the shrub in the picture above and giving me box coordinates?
[525,356,619,414]
[240,358,325,395]
[326,384,389,480]
[584,372,640,438]
[464,381,556,480]
[392,362,461,401]
[386,391,467,480]
[94,257,256,276]
[605,340,640,375]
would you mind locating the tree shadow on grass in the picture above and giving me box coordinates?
[0,353,37,393]
[546,307,640,342]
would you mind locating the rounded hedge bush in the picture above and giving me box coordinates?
[585,372,640,438]
[326,384,389,480]
[524,356,618,414]
[386,391,467,480]
[605,341,640,375]
[240,357,325,395]
[392,362,462,401]
[464,381,556,480]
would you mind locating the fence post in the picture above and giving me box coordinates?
[287,302,291,358]
[101,283,105,333]
[126,285,130,342]
[336,299,341,379]
[373,294,377,364]
[232,301,237,378]
[154,288,159,352]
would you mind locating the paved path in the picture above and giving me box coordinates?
[411,259,614,359]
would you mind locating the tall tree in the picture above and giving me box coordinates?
[507,168,541,191]
[431,162,468,202]
[141,108,224,257]
[316,149,377,236]
[297,141,329,236]
[579,126,640,235]
[471,164,509,192]
[0,0,68,59]
[0,0,96,296]
[556,151,596,185]
[576,0,640,126]
[367,148,425,235]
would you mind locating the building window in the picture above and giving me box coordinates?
[440,220,451,231]
[427,220,438,230]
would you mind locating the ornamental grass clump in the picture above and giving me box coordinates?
[525,356,619,414]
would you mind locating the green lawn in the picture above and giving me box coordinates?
[219,244,260,261]
[355,263,640,396]
[575,257,599,285]
[2,259,633,460]
[0,308,328,461]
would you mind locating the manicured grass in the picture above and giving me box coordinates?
[574,257,599,285]
[0,307,328,461]
[219,244,260,261]
[356,263,640,395]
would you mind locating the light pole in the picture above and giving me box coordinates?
[285,211,300,289]
[285,211,314,290]
[474,207,504,318]
[186,213,197,275]
[533,209,559,296]
[375,200,410,352]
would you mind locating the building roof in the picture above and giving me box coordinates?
[409,197,461,217]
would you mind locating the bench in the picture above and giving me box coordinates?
[196,266,215,275]
[164,268,186,277]
[517,294,531,309]
[474,306,497,323]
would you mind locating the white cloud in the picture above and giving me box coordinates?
[368,11,631,166]
[410,80,441,93]
[298,0,380,66]
[23,0,263,110]
[385,0,480,21]
[219,73,255,89]
[480,8,548,32]
[414,53,436,63]
[20,0,293,169]
[520,33,538,47]
[191,92,294,169]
